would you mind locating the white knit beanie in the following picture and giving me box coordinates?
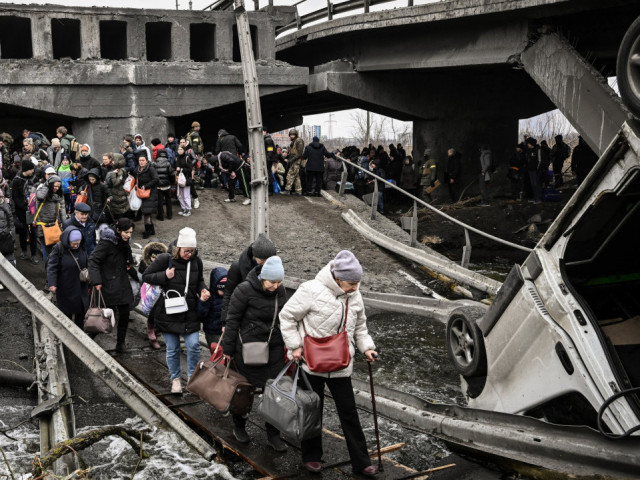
[176,227,197,248]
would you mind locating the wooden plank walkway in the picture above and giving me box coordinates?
[113,345,422,479]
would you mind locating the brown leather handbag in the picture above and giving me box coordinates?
[186,356,254,416]
[84,289,114,334]
[303,299,351,373]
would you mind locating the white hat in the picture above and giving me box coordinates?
[45,166,56,175]
[176,227,197,248]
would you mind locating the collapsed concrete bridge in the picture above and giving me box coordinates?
[0,3,307,154]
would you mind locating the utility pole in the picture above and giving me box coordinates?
[175,0,179,9]
[365,111,371,147]
[234,0,269,241]
[327,113,336,139]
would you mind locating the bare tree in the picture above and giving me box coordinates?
[519,109,578,147]
[350,110,388,147]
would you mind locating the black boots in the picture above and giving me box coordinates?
[142,224,155,239]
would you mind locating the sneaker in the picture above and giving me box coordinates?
[224,198,236,203]
[193,198,200,209]
[177,210,186,216]
[280,190,290,195]
[242,199,251,206]
[31,256,40,265]
[171,378,182,393]
[233,426,250,443]
[183,210,191,217]
[360,465,379,477]
[267,436,287,452]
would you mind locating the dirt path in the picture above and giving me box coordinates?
[144,188,426,294]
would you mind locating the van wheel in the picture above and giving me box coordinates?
[617,15,640,117]
[446,309,487,377]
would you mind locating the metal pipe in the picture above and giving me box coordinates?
[337,155,531,253]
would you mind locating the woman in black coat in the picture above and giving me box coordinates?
[85,168,110,225]
[47,226,90,328]
[142,227,208,394]
[134,153,159,239]
[88,218,135,352]
[221,256,287,452]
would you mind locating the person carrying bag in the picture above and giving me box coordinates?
[221,256,288,452]
[84,288,115,334]
[279,250,379,477]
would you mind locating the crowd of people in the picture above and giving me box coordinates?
[0,124,383,476]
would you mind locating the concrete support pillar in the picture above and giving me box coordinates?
[72,116,170,159]
[127,18,145,60]
[413,116,518,202]
[32,13,53,60]
[217,22,233,61]
[255,18,274,59]
[172,20,190,61]
[81,17,100,59]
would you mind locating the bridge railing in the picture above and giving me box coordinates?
[204,0,419,34]
[334,155,531,268]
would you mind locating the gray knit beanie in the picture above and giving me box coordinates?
[251,233,276,259]
[331,250,363,282]
[260,256,284,282]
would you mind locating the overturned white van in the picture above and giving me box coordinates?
[446,121,640,437]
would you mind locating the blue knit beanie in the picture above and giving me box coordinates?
[260,256,284,282]
[331,250,363,282]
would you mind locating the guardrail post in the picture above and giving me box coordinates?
[327,0,333,20]
[461,228,472,268]
[371,180,378,220]
[408,0,414,6]
[410,200,418,247]
[338,169,348,198]
[253,0,259,10]
[296,9,302,29]
[364,0,370,13]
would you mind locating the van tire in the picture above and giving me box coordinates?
[446,307,487,377]
[617,15,640,117]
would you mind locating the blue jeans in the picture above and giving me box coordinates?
[163,331,201,380]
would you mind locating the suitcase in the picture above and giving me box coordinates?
[187,358,254,416]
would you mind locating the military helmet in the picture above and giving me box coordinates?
[289,128,298,136]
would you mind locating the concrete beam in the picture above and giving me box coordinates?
[521,30,631,156]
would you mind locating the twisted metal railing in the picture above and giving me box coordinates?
[334,154,532,267]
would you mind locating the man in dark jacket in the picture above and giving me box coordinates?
[571,136,599,186]
[217,152,250,204]
[154,149,175,221]
[221,234,276,325]
[302,136,334,196]
[263,127,276,193]
[525,138,542,203]
[10,160,38,262]
[551,134,571,188]
[215,129,243,156]
[444,148,462,203]
[62,202,96,257]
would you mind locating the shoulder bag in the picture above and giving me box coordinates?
[69,249,90,283]
[186,356,254,416]
[303,298,351,373]
[164,258,190,315]
[258,360,322,442]
[136,186,151,199]
[75,186,89,205]
[84,288,115,334]
[34,201,62,246]
[239,297,278,366]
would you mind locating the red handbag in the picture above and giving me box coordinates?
[303,299,351,373]
[75,187,89,205]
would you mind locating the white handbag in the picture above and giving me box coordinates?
[164,260,191,315]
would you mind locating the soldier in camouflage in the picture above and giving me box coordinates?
[283,128,305,195]
[186,121,204,156]
[419,148,438,198]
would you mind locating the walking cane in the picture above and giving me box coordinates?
[367,352,384,472]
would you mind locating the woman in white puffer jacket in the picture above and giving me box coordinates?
[279,250,379,477]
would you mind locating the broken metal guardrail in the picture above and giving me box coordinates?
[0,255,217,461]
[349,377,640,478]
[335,154,532,268]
